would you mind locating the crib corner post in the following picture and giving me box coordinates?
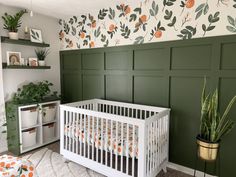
[138,122,147,177]
[60,106,64,155]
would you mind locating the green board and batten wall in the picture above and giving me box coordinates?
[60,34,236,177]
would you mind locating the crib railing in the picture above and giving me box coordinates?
[60,99,170,177]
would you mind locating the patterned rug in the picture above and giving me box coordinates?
[23,148,104,177]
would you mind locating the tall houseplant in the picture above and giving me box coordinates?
[197,78,236,161]
[2,9,27,40]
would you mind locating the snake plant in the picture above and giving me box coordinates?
[200,78,236,142]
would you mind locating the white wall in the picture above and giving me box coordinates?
[0,4,61,152]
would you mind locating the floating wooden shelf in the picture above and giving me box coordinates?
[2,63,51,69]
[1,36,50,47]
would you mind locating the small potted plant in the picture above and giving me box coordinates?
[35,48,50,66]
[197,78,236,161]
[2,9,27,40]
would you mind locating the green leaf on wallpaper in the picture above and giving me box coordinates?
[73,16,77,23]
[71,26,76,36]
[164,10,172,20]
[226,26,236,33]
[195,3,205,12]
[203,4,209,15]
[108,8,115,20]
[150,1,158,16]
[227,16,235,26]
[226,15,236,33]
[134,36,144,44]
[134,8,142,14]
[129,14,137,22]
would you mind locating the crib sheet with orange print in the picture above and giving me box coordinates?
[0,155,37,177]
[64,119,159,158]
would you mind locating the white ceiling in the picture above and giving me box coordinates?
[0,0,131,19]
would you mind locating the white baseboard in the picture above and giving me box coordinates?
[168,162,216,177]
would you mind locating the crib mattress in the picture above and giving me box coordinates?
[64,119,143,158]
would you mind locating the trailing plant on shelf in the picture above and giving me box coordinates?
[12,81,58,104]
[2,9,27,40]
[35,48,50,66]
[197,78,236,161]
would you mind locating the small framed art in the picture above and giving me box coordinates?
[28,58,38,66]
[7,51,21,66]
[30,28,43,43]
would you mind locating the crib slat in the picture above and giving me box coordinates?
[96,117,99,162]
[69,111,72,152]
[115,121,118,170]
[92,115,95,161]
[110,120,113,168]
[76,113,79,155]
[101,118,104,164]
[121,122,124,172]
[126,123,129,175]
[132,125,135,177]
[79,113,82,156]
[105,119,108,166]
[72,112,75,153]
[84,114,87,157]
[88,115,91,159]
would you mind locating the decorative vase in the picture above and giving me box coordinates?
[8,32,19,40]
[196,135,219,162]
[38,60,46,66]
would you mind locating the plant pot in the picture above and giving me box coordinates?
[38,60,46,66]
[8,32,19,40]
[196,135,219,162]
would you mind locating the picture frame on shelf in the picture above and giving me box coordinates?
[28,58,38,66]
[6,51,21,66]
[30,28,43,43]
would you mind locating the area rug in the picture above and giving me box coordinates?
[23,148,105,177]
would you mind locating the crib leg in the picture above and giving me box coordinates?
[163,166,167,173]
[62,157,70,163]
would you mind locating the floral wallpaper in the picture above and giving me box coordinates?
[59,0,236,49]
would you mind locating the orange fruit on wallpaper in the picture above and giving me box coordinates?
[125,6,131,15]
[69,41,73,48]
[80,32,85,39]
[29,166,34,171]
[186,0,195,8]
[0,162,5,167]
[28,172,33,177]
[109,24,116,32]
[59,31,64,39]
[91,21,96,28]
[140,15,147,23]
[90,41,95,48]
[154,30,162,38]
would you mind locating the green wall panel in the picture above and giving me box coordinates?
[61,53,81,70]
[171,45,212,70]
[219,77,236,177]
[134,48,167,70]
[82,52,104,70]
[133,76,166,106]
[106,50,132,70]
[169,77,202,166]
[221,43,236,70]
[62,73,81,103]
[82,75,104,100]
[106,75,132,102]
[60,34,236,177]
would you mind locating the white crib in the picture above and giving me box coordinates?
[60,99,170,177]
